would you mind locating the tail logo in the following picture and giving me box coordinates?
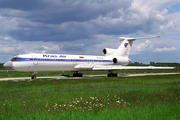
[124,43,128,48]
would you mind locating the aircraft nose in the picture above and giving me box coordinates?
[3,61,13,70]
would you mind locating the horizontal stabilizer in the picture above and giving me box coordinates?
[119,36,160,41]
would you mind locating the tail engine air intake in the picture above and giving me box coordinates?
[112,57,131,65]
[103,48,118,56]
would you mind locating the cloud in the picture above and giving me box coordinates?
[0,0,180,41]
[154,46,177,52]
[0,35,17,53]
[0,0,180,63]
[137,40,153,51]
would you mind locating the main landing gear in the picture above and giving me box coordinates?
[107,70,118,77]
[72,71,117,77]
[73,71,83,77]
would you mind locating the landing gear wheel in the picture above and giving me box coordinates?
[31,75,36,79]
[113,73,117,77]
[107,71,118,77]
[73,72,83,77]
[107,73,111,77]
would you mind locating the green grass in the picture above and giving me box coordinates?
[0,74,180,119]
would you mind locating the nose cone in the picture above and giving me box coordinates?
[3,61,13,70]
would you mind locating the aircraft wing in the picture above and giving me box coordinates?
[74,64,94,69]
[74,65,174,71]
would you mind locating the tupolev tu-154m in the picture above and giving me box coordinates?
[3,36,174,79]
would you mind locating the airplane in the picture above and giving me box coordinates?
[3,36,174,79]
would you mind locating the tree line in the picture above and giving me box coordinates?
[128,62,180,67]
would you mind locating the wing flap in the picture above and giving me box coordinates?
[119,66,174,70]
[75,64,174,71]
[93,65,174,70]
[74,64,94,69]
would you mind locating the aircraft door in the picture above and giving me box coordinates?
[71,56,76,65]
[88,59,94,64]
[91,59,94,64]
[33,55,38,65]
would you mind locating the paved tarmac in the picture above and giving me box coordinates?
[0,73,179,81]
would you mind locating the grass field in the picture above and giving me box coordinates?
[0,73,180,119]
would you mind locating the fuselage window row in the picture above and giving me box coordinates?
[11,58,112,63]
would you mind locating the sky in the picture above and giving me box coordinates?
[0,0,180,63]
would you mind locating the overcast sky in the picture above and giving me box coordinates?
[0,0,180,63]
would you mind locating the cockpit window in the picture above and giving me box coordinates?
[11,57,22,61]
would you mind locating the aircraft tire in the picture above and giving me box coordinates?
[113,73,117,77]
[73,73,83,77]
[107,73,112,77]
[107,73,117,77]
[31,75,36,79]
[79,73,83,77]
[73,74,77,77]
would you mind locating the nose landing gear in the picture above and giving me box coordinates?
[31,72,36,79]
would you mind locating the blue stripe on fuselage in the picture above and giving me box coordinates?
[13,58,112,63]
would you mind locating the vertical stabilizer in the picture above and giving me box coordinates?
[117,36,160,57]
[117,39,133,57]
[102,36,160,57]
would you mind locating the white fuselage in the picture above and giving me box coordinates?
[11,53,130,72]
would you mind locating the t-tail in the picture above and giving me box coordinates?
[103,36,160,57]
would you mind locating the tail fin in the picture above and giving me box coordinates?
[117,36,160,57]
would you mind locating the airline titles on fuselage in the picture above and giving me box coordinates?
[96,57,104,59]
[43,54,66,58]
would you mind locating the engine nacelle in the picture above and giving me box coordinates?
[112,57,131,65]
[103,48,118,56]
